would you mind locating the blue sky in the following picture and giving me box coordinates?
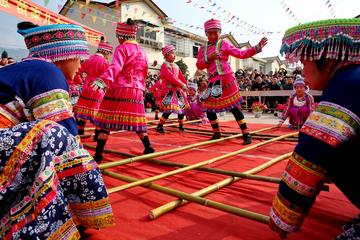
[1,0,359,58]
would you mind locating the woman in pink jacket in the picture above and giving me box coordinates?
[73,37,113,139]
[91,19,155,162]
[196,19,268,144]
[156,45,190,133]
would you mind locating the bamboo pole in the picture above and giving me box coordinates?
[85,144,283,183]
[107,132,298,193]
[84,144,280,181]
[102,169,271,224]
[84,146,327,192]
[84,119,174,131]
[149,152,292,219]
[98,126,275,170]
[82,119,201,138]
[166,127,297,142]
[147,119,201,129]
[170,125,298,139]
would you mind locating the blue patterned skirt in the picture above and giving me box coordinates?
[0,120,115,240]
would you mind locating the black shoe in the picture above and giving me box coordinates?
[179,125,185,132]
[156,126,165,133]
[93,153,103,163]
[243,134,252,145]
[210,132,221,140]
[144,146,155,154]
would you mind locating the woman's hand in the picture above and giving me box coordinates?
[255,37,268,53]
[276,120,284,128]
[207,52,220,61]
[258,37,268,49]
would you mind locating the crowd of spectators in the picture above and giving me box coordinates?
[144,67,307,113]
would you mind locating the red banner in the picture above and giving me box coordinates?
[0,0,103,46]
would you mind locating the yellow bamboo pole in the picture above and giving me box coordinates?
[171,125,298,139]
[107,132,298,193]
[147,119,201,129]
[98,126,275,170]
[84,119,173,131]
[82,119,201,138]
[84,144,283,183]
[102,169,270,224]
[149,152,292,219]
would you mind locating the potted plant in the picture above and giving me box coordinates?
[145,102,152,113]
[252,102,267,118]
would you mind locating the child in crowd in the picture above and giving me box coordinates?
[277,76,314,129]
[185,82,207,123]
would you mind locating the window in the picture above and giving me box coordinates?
[164,33,191,57]
[193,42,201,58]
[193,46,199,58]
[137,26,162,49]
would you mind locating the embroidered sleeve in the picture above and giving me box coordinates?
[99,45,126,88]
[160,63,185,88]
[223,40,257,59]
[178,70,188,86]
[27,89,78,135]
[271,100,360,234]
[196,46,209,70]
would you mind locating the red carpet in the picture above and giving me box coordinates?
[82,121,358,240]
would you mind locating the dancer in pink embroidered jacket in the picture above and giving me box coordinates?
[196,19,268,144]
[73,36,113,140]
[156,45,190,133]
[91,19,155,162]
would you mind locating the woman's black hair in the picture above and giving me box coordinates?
[100,36,105,42]
[126,18,135,25]
[17,21,39,31]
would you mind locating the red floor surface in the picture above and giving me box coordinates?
[82,120,358,240]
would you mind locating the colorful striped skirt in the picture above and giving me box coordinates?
[93,86,147,132]
[0,120,115,240]
[202,74,243,113]
[160,89,190,114]
[74,86,105,122]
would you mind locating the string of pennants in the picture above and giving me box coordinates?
[60,2,204,40]
[53,0,282,36]
[323,0,336,18]
[184,0,281,35]
[279,0,301,25]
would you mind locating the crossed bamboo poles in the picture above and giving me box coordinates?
[82,124,302,224]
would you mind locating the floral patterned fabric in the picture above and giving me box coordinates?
[0,120,115,240]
